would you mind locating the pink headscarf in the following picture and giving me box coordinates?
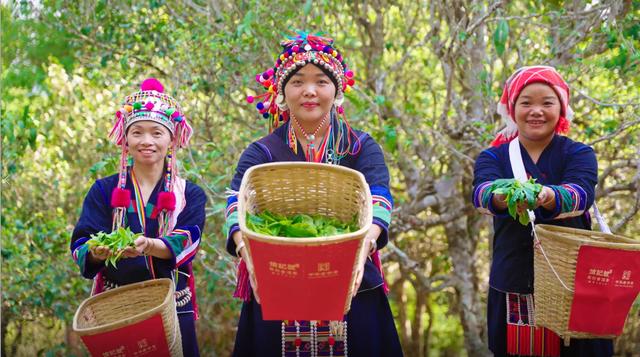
[491,66,573,147]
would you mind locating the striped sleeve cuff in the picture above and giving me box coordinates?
[371,185,393,226]
[163,226,201,267]
[224,194,240,256]
[71,237,103,279]
[473,181,509,217]
[541,184,588,220]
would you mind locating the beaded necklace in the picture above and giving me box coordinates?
[291,112,329,162]
[130,168,156,279]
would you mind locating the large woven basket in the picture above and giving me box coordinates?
[533,224,640,342]
[73,279,182,357]
[238,162,372,320]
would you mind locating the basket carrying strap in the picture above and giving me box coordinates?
[509,138,573,292]
[508,138,536,223]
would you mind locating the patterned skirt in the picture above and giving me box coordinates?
[488,287,613,357]
[232,286,403,357]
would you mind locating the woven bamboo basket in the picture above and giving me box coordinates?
[238,162,372,320]
[73,278,182,357]
[533,224,640,343]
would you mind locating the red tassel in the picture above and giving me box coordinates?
[534,327,543,356]
[233,259,252,302]
[520,324,531,355]
[157,191,176,211]
[507,324,518,355]
[545,328,561,357]
[371,251,389,294]
[188,263,199,320]
[555,116,570,134]
[110,188,131,208]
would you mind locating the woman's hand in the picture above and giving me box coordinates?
[536,186,556,210]
[233,231,260,304]
[89,245,112,263]
[117,237,173,259]
[351,225,382,294]
[492,193,508,211]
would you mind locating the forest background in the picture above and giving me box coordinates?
[2,0,639,355]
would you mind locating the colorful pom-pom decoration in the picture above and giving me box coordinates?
[174,116,183,122]
[165,108,176,116]
[110,188,131,208]
[124,105,133,112]
[345,70,354,78]
[116,111,122,119]
[171,111,181,119]
[247,96,254,104]
[140,78,165,93]
[133,102,143,110]
[145,102,154,110]
[262,113,270,119]
[157,191,176,211]
[256,102,264,110]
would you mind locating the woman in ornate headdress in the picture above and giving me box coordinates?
[472,66,613,356]
[70,78,206,356]
[224,31,403,356]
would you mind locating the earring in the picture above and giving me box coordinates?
[276,94,288,111]
[334,91,345,107]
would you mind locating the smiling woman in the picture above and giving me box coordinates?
[224,31,403,357]
[472,66,613,357]
[69,79,207,356]
[126,122,172,168]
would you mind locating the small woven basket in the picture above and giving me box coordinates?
[73,279,182,356]
[238,162,372,318]
[533,224,640,342]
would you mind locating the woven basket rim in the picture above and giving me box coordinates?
[237,162,373,244]
[72,278,175,334]
[535,224,640,248]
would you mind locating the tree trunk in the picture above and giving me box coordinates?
[438,172,487,356]
[1,306,10,357]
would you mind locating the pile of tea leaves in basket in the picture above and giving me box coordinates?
[246,210,359,237]
[87,227,141,267]
[490,178,543,226]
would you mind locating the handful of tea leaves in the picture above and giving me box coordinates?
[86,227,141,268]
[490,178,543,226]
[246,210,359,238]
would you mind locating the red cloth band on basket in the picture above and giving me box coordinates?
[569,245,640,335]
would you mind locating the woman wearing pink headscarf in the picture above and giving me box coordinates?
[472,66,613,356]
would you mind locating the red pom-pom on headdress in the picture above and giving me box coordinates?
[140,78,164,93]
[111,188,131,208]
[157,191,176,211]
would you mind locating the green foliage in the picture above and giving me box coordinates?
[493,19,509,56]
[491,179,543,225]
[247,211,358,237]
[87,227,140,268]
[2,0,639,355]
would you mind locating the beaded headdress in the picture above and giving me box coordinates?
[492,65,573,147]
[108,78,193,230]
[247,31,356,131]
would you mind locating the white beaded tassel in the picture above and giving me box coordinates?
[281,321,286,357]
[343,321,348,357]
[295,320,301,357]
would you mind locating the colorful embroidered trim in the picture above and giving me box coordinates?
[506,292,561,356]
[552,184,588,219]
[281,320,347,357]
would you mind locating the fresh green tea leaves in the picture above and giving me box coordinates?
[246,210,358,238]
[490,178,543,226]
[87,227,141,268]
